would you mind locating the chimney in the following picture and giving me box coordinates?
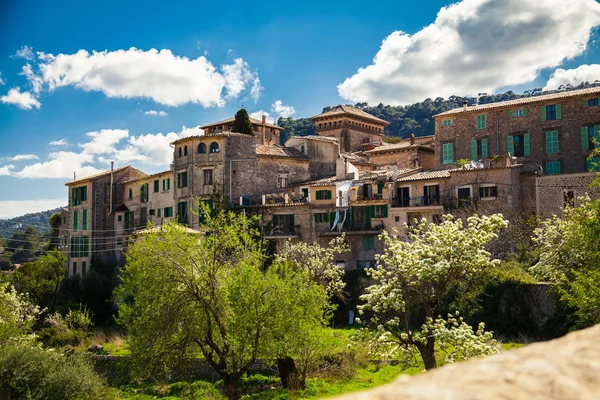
[410,134,415,145]
[262,115,266,124]
[462,101,468,111]
[109,161,114,216]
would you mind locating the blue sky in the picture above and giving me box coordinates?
[1,0,600,218]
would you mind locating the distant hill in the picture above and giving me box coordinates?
[278,82,600,144]
[0,207,63,238]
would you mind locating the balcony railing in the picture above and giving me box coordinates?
[392,195,441,208]
[348,220,385,231]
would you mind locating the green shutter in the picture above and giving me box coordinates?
[478,187,484,198]
[523,134,530,157]
[556,104,562,120]
[471,139,477,160]
[582,127,590,151]
[71,188,76,206]
[314,213,319,223]
[324,212,329,222]
[73,210,78,231]
[183,172,188,187]
[541,106,547,121]
[82,209,87,230]
[522,108,528,116]
[583,99,589,108]
[594,126,600,149]
[481,139,488,158]
[508,110,514,118]
[507,135,514,156]
[443,143,453,164]
[154,180,159,192]
[382,205,388,218]
[546,131,558,154]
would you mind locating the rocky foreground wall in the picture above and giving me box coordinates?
[336,324,600,400]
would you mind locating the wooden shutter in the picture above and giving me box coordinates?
[471,139,477,160]
[583,99,589,108]
[522,108,528,116]
[382,205,388,218]
[177,173,180,188]
[71,188,76,206]
[481,138,488,158]
[523,134,530,157]
[73,211,78,232]
[324,212,329,222]
[541,106,547,121]
[508,110,514,118]
[507,135,514,155]
[582,126,590,151]
[82,209,87,231]
[556,104,562,120]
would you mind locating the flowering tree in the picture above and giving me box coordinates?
[0,283,40,345]
[358,214,507,369]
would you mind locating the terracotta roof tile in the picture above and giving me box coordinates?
[170,131,251,145]
[256,145,309,159]
[292,175,341,187]
[309,105,390,125]
[396,170,451,182]
[65,166,146,186]
[435,86,600,117]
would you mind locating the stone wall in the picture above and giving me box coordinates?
[535,172,598,216]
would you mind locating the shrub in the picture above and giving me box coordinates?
[0,344,106,399]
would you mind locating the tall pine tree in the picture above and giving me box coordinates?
[231,108,254,136]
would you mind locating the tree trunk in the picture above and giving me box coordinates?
[277,357,305,390]
[416,336,437,370]
[223,375,239,400]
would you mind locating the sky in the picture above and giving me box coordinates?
[1,0,600,218]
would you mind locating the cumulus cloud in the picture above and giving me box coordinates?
[544,64,600,90]
[249,110,275,124]
[271,100,295,119]
[14,45,34,60]
[0,165,14,176]
[19,47,260,107]
[0,199,67,219]
[0,87,41,110]
[338,0,600,105]
[0,72,4,85]
[79,129,129,155]
[49,138,69,146]
[15,151,101,179]
[10,154,39,161]
[250,78,263,103]
[144,110,168,117]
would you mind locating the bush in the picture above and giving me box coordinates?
[37,312,90,348]
[0,344,106,399]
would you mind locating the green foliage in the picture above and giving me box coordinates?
[37,307,94,348]
[0,344,106,400]
[0,283,40,345]
[0,207,61,240]
[7,227,45,264]
[232,108,254,136]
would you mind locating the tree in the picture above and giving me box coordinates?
[117,212,329,399]
[358,215,507,370]
[48,212,62,250]
[231,108,254,136]
[0,283,39,345]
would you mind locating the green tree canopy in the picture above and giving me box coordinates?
[231,108,254,136]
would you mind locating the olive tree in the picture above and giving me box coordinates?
[358,215,506,370]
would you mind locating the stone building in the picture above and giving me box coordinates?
[200,115,283,146]
[534,172,599,216]
[309,105,390,152]
[433,86,600,175]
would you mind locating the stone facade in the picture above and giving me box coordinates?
[535,172,599,216]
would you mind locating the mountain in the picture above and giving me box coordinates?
[0,207,63,238]
[278,82,600,144]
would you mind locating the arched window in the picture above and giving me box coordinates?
[210,142,219,153]
[198,143,206,154]
[184,145,188,156]
[178,147,182,157]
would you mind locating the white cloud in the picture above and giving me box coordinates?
[49,138,69,146]
[0,165,14,176]
[338,0,600,105]
[15,151,101,179]
[271,100,295,119]
[10,154,39,161]
[20,64,43,94]
[0,87,41,110]
[0,199,66,219]
[249,110,274,124]
[250,78,263,103]
[544,64,600,90]
[14,45,34,60]
[22,47,260,107]
[79,129,129,155]
[144,109,168,117]
[0,72,4,85]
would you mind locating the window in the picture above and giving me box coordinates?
[584,98,599,108]
[73,210,78,231]
[508,108,528,118]
[277,176,289,188]
[162,178,170,191]
[357,260,375,269]
[507,134,530,157]
[177,171,188,188]
[476,114,486,130]
[564,190,575,208]
[272,214,295,234]
[587,157,600,172]
[178,147,182,157]
[397,187,410,207]
[479,186,498,199]
[203,169,213,185]
[442,119,452,127]
[82,262,87,276]
[177,202,188,224]
[118,215,122,222]
[424,185,440,205]
[470,138,488,160]
[72,262,77,276]
[140,207,148,226]
[153,180,159,193]
[124,212,134,231]
[300,145,305,154]
[581,125,600,150]
[545,161,561,175]
[164,207,173,218]
[457,186,472,207]
[374,205,388,218]
[545,130,559,154]
[313,212,329,223]
[71,186,87,206]
[184,145,188,156]
[442,143,453,164]
[198,143,206,154]
[128,188,133,200]
[362,236,375,251]
[140,183,149,203]
[82,209,87,230]
[157,208,161,218]
[149,209,155,216]
[542,104,561,121]
[394,216,400,223]
[315,190,332,200]
[210,142,219,153]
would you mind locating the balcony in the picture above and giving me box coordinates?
[348,220,385,232]
[392,195,442,208]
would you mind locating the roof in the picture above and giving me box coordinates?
[65,166,146,186]
[170,131,251,145]
[200,116,283,131]
[435,86,600,117]
[340,152,374,165]
[113,204,130,212]
[256,145,309,159]
[309,105,390,126]
[396,170,451,182]
[124,169,172,184]
[286,135,339,143]
[358,168,418,181]
[292,175,341,187]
